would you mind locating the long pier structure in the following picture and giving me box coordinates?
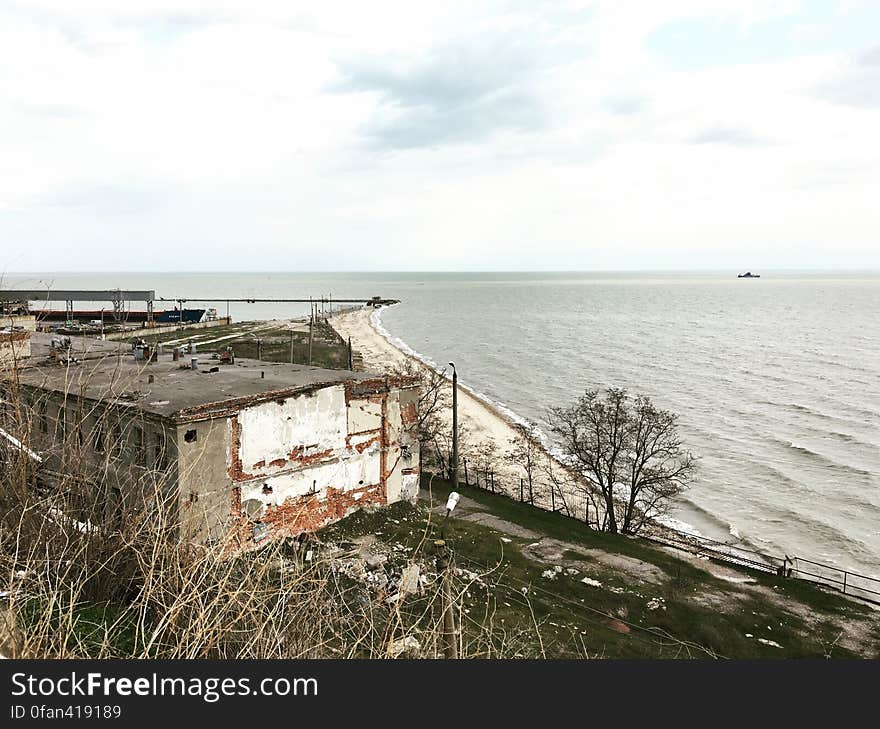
[0,288,399,325]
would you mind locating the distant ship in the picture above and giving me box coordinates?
[737,271,760,278]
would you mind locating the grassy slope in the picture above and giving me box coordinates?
[21,474,878,659]
[321,474,880,659]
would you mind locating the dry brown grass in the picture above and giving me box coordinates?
[0,349,550,659]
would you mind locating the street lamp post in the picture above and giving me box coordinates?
[448,362,458,490]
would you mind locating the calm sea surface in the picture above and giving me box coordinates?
[6,271,880,576]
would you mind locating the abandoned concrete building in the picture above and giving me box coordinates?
[0,331,420,550]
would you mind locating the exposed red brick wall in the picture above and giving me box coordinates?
[227,416,254,482]
[218,379,419,556]
[401,400,418,425]
[224,482,387,554]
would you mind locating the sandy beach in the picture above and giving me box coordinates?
[330,306,594,521]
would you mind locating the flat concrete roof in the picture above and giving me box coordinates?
[0,289,155,302]
[9,333,393,422]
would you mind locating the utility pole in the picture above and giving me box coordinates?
[435,540,457,659]
[435,492,460,659]
[308,316,313,366]
[448,362,458,490]
[289,330,294,364]
[348,336,353,370]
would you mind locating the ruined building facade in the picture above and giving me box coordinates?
[0,332,420,551]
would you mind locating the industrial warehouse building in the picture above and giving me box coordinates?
[0,331,420,550]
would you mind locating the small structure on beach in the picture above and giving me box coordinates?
[0,332,420,551]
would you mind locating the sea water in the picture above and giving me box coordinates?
[6,270,879,576]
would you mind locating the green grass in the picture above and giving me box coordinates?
[19,598,138,658]
[319,474,880,659]
[19,470,874,659]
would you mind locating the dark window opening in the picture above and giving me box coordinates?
[184,429,197,443]
[262,484,273,495]
[189,492,199,504]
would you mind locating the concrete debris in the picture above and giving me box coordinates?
[606,619,631,634]
[646,597,666,611]
[389,635,420,658]
[365,570,388,591]
[336,558,368,582]
[580,577,602,588]
[564,568,579,576]
[399,564,421,596]
[363,552,387,571]
[542,569,558,580]
[757,638,782,648]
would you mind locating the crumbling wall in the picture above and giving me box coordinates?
[234,386,347,478]
[397,384,421,501]
[237,441,381,519]
[220,380,420,551]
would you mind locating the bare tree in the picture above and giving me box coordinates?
[392,359,448,440]
[548,388,695,535]
[505,424,541,505]
[392,360,454,478]
[541,456,601,524]
[467,440,500,492]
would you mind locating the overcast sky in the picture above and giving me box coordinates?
[1,0,879,272]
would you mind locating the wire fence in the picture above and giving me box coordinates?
[455,459,880,606]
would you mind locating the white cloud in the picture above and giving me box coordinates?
[0,0,878,270]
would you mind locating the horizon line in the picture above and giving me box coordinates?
[5,266,880,276]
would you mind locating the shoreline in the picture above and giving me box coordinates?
[329,305,587,517]
[328,306,798,575]
[369,304,539,438]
